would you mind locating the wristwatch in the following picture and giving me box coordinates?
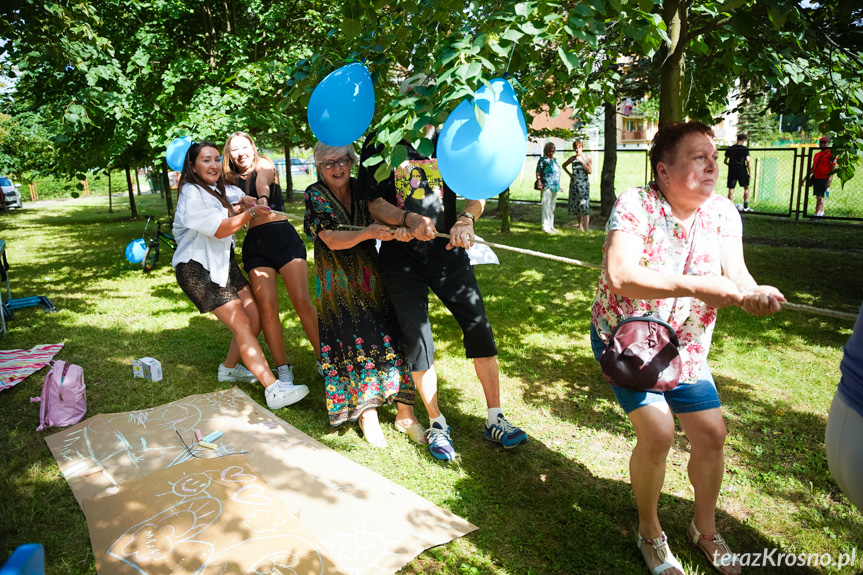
[458,211,475,223]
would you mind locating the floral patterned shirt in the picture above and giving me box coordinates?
[591,183,743,383]
[536,156,561,192]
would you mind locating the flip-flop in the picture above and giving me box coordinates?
[637,532,685,575]
[394,421,428,444]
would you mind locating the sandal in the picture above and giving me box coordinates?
[637,532,685,575]
[358,415,387,448]
[688,521,741,575]
[394,421,428,444]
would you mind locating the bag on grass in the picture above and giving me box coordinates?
[31,360,86,431]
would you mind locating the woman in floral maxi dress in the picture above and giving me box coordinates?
[304,142,418,447]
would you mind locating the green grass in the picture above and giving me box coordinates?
[0,194,862,574]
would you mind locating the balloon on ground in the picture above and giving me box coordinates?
[166,137,193,172]
[307,63,375,147]
[125,239,147,264]
[437,78,528,200]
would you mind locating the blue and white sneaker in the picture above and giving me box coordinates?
[426,422,456,461]
[485,414,527,448]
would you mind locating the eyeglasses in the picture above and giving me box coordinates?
[320,156,351,170]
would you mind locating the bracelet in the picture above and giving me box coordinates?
[458,211,475,224]
[259,195,269,204]
[249,205,258,219]
[402,210,411,227]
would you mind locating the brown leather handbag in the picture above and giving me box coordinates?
[599,316,682,392]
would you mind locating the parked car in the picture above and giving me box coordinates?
[0,177,23,209]
[289,157,310,175]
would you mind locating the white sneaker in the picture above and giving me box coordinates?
[276,365,294,384]
[316,360,325,378]
[265,380,309,409]
[218,363,258,383]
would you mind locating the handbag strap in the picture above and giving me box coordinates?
[666,212,700,327]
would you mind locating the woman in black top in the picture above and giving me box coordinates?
[223,132,322,383]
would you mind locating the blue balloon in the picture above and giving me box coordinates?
[125,238,147,264]
[166,136,193,172]
[437,78,528,200]
[307,63,375,147]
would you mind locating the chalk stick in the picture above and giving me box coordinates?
[62,461,89,477]
[78,465,103,478]
[202,431,223,443]
[198,441,217,449]
[194,429,203,441]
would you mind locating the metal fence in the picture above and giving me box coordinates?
[511,147,863,222]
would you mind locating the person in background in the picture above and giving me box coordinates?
[535,142,562,234]
[590,122,784,575]
[358,126,527,461]
[724,133,752,212]
[562,139,593,231]
[172,141,308,410]
[825,300,863,510]
[223,132,322,385]
[304,141,420,448]
[807,135,836,217]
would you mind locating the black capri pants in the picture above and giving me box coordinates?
[380,238,497,372]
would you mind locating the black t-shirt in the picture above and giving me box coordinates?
[237,169,285,213]
[357,133,458,255]
[725,144,749,173]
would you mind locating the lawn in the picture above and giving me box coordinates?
[0,193,861,574]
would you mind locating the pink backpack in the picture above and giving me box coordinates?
[31,360,87,431]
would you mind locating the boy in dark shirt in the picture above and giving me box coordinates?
[725,133,752,212]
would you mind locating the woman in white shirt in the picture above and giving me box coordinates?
[172,141,308,410]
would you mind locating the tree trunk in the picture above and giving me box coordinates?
[499,188,510,233]
[135,167,142,195]
[125,165,138,218]
[284,144,294,203]
[600,101,618,218]
[658,0,688,125]
[162,159,174,217]
[108,170,113,213]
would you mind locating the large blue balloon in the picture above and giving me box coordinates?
[125,238,147,264]
[166,136,193,172]
[437,78,527,200]
[307,63,375,146]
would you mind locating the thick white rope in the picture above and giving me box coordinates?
[268,210,858,322]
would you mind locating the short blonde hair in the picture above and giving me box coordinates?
[313,141,359,166]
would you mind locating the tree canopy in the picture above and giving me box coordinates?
[1,0,860,184]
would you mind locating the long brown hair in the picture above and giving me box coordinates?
[222,131,279,187]
[177,141,235,215]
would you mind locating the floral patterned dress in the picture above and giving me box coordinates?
[568,159,590,216]
[304,179,415,426]
[591,183,742,383]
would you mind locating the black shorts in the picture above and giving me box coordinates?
[727,170,749,189]
[380,238,497,372]
[812,178,828,197]
[176,251,250,314]
[242,221,307,272]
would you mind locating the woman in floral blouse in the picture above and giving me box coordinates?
[535,141,561,233]
[590,122,785,575]
[304,142,418,448]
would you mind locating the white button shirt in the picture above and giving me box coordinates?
[172,183,245,287]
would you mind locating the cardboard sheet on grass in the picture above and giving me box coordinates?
[45,388,476,574]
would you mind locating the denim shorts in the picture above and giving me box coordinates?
[589,323,721,415]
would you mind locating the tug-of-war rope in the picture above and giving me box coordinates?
[268,209,858,323]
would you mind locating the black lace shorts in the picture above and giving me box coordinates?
[242,220,307,272]
[175,251,250,314]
